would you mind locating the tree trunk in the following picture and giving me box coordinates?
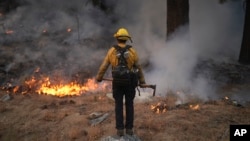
[0,0,20,14]
[239,0,250,64]
[167,0,189,39]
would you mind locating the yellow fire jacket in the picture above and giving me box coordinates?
[96,43,146,84]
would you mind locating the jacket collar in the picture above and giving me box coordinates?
[117,43,126,48]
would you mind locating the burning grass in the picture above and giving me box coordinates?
[2,73,110,97]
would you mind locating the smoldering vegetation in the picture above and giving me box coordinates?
[0,0,117,86]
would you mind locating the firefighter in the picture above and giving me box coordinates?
[96,27,146,136]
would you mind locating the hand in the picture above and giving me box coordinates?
[139,82,146,88]
[139,84,145,88]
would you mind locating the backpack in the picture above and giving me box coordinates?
[112,45,134,86]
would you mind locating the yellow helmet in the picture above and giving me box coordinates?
[113,28,132,41]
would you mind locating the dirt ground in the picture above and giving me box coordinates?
[0,84,250,141]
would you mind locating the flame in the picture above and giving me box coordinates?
[35,77,108,97]
[5,74,110,97]
[189,104,200,110]
[43,29,47,33]
[13,86,20,93]
[34,77,109,97]
[151,102,167,114]
[25,76,37,88]
[5,30,14,34]
[224,96,229,100]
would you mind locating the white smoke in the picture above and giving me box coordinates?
[189,0,244,61]
[112,0,244,100]
[0,0,245,100]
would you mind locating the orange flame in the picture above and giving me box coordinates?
[13,86,20,93]
[151,102,167,114]
[2,65,111,97]
[7,74,110,97]
[35,77,109,97]
[189,104,200,110]
[25,76,37,88]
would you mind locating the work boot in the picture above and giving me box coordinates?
[126,129,133,135]
[117,129,124,136]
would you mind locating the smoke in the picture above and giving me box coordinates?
[1,0,114,81]
[111,0,244,100]
[189,0,244,61]
[0,0,245,100]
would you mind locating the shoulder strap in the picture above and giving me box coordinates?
[125,45,132,50]
[113,45,132,66]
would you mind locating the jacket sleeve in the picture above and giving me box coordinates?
[96,49,111,81]
[135,62,146,84]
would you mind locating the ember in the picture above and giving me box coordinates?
[189,104,200,110]
[67,28,72,32]
[5,30,14,34]
[151,102,168,114]
[13,86,20,93]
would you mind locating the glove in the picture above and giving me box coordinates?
[139,81,146,88]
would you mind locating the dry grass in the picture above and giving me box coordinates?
[0,88,250,141]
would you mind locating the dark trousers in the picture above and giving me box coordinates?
[112,83,136,130]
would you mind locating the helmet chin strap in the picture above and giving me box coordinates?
[129,38,133,43]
